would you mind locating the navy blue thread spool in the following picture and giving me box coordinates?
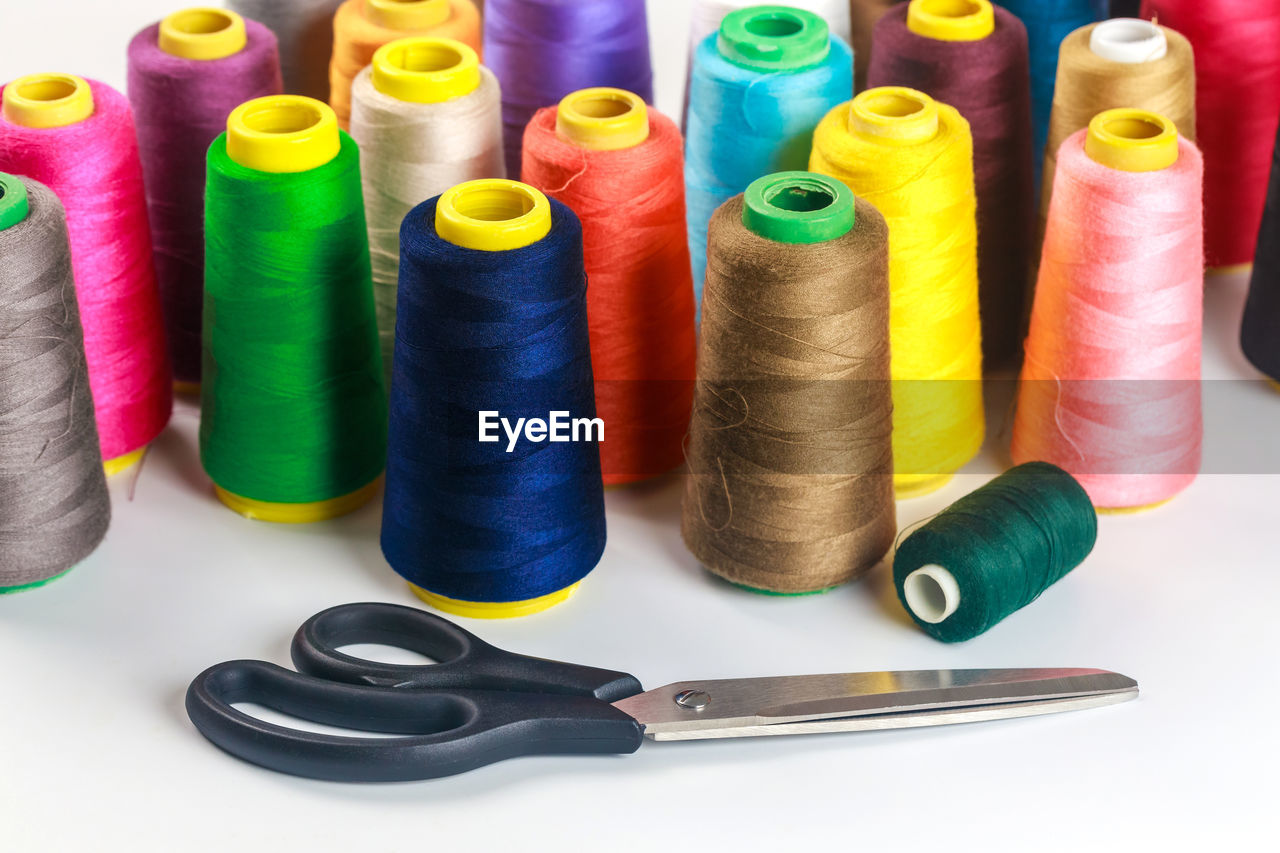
[381,179,606,619]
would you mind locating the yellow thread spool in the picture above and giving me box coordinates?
[364,0,450,30]
[413,178,579,618]
[371,37,480,103]
[3,73,155,478]
[216,94,380,522]
[555,88,649,151]
[1083,108,1181,515]
[158,8,247,61]
[906,0,995,42]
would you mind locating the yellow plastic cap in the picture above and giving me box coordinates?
[371,37,480,103]
[555,87,650,151]
[103,447,147,478]
[2,73,94,129]
[435,179,552,251]
[1085,108,1178,172]
[411,582,580,619]
[850,87,940,146]
[159,8,247,61]
[363,0,450,30]
[226,96,341,173]
[907,0,995,42]
[214,477,383,524]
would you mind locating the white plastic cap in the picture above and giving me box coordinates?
[903,564,962,624]
[1090,18,1168,64]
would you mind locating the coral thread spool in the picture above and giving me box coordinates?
[685,5,853,307]
[869,0,1034,365]
[522,88,697,485]
[129,8,284,393]
[810,87,985,498]
[329,0,482,130]
[383,180,606,618]
[202,96,386,522]
[350,37,504,385]
[0,73,172,476]
[1014,109,1203,511]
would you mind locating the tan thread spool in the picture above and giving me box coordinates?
[681,173,896,595]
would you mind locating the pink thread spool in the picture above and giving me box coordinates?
[1013,109,1203,512]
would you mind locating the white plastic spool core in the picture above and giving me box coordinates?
[1089,18,1167,64]
[903,564,962,624]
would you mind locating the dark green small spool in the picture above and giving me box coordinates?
[893,462,1098,642]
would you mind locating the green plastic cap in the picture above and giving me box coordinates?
[717,5,830,71]
[742,171,854,244]
[0,172,30,231]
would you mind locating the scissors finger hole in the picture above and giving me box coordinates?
[335,643,438,666]
[233,703,408,739]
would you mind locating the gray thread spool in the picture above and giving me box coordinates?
[227,0,345,100]
[0,175,111,592]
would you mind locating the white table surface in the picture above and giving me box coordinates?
[2,2,1277,850]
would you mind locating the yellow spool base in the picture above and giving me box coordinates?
[556,87,649,151]
[2,73,94,129]
[174,381,201,396]
[1097,497,1174,516]
[907,0,995,42]
[103,447,147,477]
[1085,108,1178,173]
[1268,379,1280,393]
[214,477,382,523]
[159,8,247,60]
[435,179,552,251]
[411,582,580,619]
[372,37,480,103]
[226,96,341,174]
[894,473,954,500]
[1213,263,1253,275]
[364,0,450,31]
[850,87,939,146]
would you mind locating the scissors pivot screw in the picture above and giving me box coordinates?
[674,690,710,711]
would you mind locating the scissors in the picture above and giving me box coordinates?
[186,602,1139,782]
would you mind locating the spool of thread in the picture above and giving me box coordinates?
[349,37,504,386]
[1040,19,1195,247]
[894,462,1097,643]
[1013,110,1203,511]
[681,172,896,595]
[1000,0,1106,191]
[201,96,387,523]
[811,87,985,498]
[382,179,606,618]
[1110,0,1142,16]
[0,174,111,593]
[850,0,908,90]
[484,0,653,179]
[686,6,853,308]
[1140,0,1280,268]
[522,88,697,486]
[867,0,1034,366]
[1243,126,1280,383]
[128,8,284,391]
[227,0,344,100]
[683,0,854,122]
[0,74,172,476]
[330,0,481,130]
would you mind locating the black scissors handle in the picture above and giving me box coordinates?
[290,603,642,701]
[186,661,645,782]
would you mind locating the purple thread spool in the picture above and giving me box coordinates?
[127,8,282,389]
[483,0,653,178]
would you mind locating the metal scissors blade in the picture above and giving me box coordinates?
[612,668,1138,741]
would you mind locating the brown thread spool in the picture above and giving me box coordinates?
[1040,20,1196,249]
[681,171,896,595]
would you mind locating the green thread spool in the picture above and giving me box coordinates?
[201,96,386,523]
[893,461,1098,642]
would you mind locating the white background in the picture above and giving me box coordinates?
[2,1,1277,850]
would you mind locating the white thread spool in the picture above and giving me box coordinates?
[349,37,505,382]
[1089,18,1168,64]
